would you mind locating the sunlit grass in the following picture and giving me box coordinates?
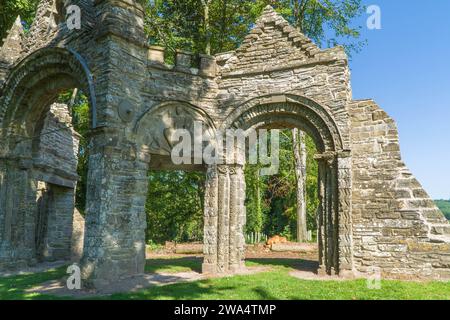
[0,258,449,300]
[0,266,67,300]
[145,257,202,274]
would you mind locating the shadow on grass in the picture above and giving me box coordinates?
[145,257,203,274]
[0,266,67,300]
[246,258,319,273]
[109,274,279,300]
[145,256,319,274]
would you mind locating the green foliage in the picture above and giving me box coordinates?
[435,200,450,220]
[246,130,318,240]
[144,0,366,55]
[146,240,164,251]
[144,0,205,56]
[271,0,367,54]
[0,0,39,43]
[145,170,205,244]
[244,164,269,234]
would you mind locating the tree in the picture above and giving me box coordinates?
[144,0,205,56]
[201,0,212,54]
[144,0,365,56]
[262,0,366,54]
[146,170,205,243]
[244,163,269,234]
[0,0,39,44]
[293,128,308,242]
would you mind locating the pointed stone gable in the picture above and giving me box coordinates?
[0,16,24,64]
[219,6,321,76]
[22,0,96,54]
[26,0,61,46]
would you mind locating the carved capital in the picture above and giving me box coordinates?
[217,165,229,175]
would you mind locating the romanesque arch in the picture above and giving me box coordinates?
[0,47,97,132]
[0,47,95,268]
[223,94,344,152]
[201,94,352,275]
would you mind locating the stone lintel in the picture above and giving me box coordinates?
[32,166,79,188]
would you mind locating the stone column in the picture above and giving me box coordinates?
[203,165,219,274]
[336,151,354,276]
[203,164,246,274]
[329,157,339,274]
[217,165,230,273]
[80,0,149,289]
[81,132,149,289]
[229,165,246,272]
[316,153,339,275]
[317,159,326,272]
[325,160,333,274]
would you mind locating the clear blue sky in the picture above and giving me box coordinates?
[349,0,450,200]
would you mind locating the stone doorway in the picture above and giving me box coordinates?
[0,48,95,270]
[210,96,353,276]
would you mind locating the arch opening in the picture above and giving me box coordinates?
[0,48,94,269]
[135,101,217,272]
[202,96,352,276]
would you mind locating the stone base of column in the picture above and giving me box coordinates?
[202,263,217,275]
[229,263,247,273]
[81,250,146,291]
[202,262,247,275]
[338,269,356,279]
[317,265,329,276]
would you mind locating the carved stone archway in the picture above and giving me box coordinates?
[202,94,353,275]
[0,47,95,269]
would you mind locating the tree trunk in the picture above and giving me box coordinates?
[203,0,211,55]
[255,167,262,233]
[293,128,308,242]
[68,88,78,113]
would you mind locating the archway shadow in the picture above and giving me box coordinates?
[246,257,319,273]
[145,257,203,274]
[145,256,319,274]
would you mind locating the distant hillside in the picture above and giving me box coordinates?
[435,200,450,220]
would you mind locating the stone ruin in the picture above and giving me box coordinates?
[0,0,448,290]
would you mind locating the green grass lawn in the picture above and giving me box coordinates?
[0,257,449,300]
